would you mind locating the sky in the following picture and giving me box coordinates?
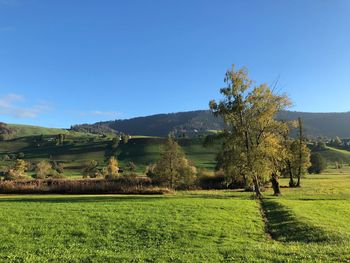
[0,0,350,128]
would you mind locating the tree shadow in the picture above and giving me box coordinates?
[0,195,166,204]
[261,199,339,243]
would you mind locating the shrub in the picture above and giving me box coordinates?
[0,177,168,194]
[125,161,137,172]
[150,138,197,189]
[104,156,119,179]
[308,153,327,174]
[52,160,64,174]
[198,169,226,189]
[4,159,30,180]
[3,154,11,161]
[17,152,25,159]
[82,160,99,178]
[35,160,52,179]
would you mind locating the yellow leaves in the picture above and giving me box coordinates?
[211,65,297,186]
[106,156,119,179]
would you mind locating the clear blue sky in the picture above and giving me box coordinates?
[0,0,349,128]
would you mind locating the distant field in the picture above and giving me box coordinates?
[318,146,350,164]
[8,124,71,137]
[0,173,349,262]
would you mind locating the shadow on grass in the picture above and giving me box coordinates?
[0,195,167,203]
[0,193,247,203]
[261,199,338,243]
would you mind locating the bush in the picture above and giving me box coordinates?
[104,156,119,179]
[125,161,137,172]
[197,169,226,189]
[82,160,99,178]
[35,160,52,179]
[150,138,197,189]
[4,168,30,180]
[4,159,30,180]
[52,160,64,174]
[308,153,327,174]
[17,152,25,159]
[0,177,168,194]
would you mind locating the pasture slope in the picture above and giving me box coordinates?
[0,135,221,175]
[1,127,350,177]
[0,169,349,262]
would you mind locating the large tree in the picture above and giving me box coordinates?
[209,65,291,197]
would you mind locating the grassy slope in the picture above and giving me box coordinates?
[0,174,350,262]
[8,124,70,137]
[0,137,220,176]
[313,146,350,165]
[2,132,350,177]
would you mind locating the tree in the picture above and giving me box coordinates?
[209,65,291,197]
[51,160,64,174]
[105,156,119,179]
[111,137,120,149]
[56,134,66,145]
[121,134,130,144]
[282,118,311,187]
[149,138,197,189]
[308,153,326,174]
[82,160,100,178]
[0,122,15,141]
[125,161,137,172]
[334,136,342,146]
[313,141,326,151]
[35,160,52,179]
[4,159,29,180]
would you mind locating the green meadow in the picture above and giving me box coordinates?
[0,171,349,262]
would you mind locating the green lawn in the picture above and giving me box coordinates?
[0,173,350,262]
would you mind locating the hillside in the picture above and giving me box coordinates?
[71,110,350,138]
[0,136,221,176]
[1,131,350,177]
[71,110,224,137]
[8,124,70,137]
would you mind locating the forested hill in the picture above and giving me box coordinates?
[71,110,350,138]
[71,111,224,137]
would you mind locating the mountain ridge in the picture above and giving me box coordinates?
[70,110,350,138]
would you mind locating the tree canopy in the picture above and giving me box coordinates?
[210,65,296,196]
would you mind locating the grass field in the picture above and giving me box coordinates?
[0,172,349,262]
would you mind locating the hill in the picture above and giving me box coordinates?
[71,110,224,137]
[0,136,221,176]
[71,110,350,138]
[8,124,70,137]
[1,131,350,177]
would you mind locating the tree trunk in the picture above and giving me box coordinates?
[287,161,295,187]
[296,117,303,187]
[271,172,281,196]
[253,175,262,198]
[242,174,250,191]
[296,175,301,188]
